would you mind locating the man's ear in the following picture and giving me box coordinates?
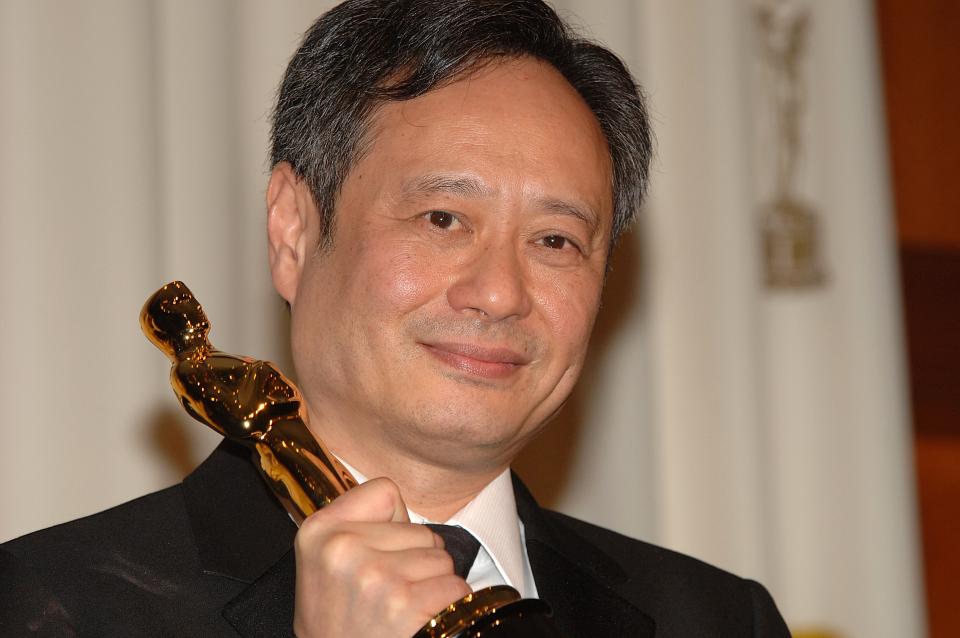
[266,162,313,306]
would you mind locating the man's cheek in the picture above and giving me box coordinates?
[536,283,597,341]
[379,248,445,310]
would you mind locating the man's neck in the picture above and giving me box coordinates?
[346,457,498,522]
[307,415,507,522]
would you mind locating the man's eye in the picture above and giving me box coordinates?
[541,235,570,250]
[426,211,455,229]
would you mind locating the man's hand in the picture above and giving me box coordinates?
[293,478,471,638]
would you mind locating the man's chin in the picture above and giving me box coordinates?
[391,410,538,466]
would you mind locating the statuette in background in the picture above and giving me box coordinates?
[141,280,562,638]
[755,0,825,288]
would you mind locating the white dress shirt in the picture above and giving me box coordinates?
[337,458,539,599]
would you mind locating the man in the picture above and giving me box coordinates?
[1,1,790,636]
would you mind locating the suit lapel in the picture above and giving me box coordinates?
[513,475,656,638]
[182,440,298,636]
[221,551,296,638]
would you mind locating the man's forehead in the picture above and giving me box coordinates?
[377,57,600,129]
[359,61,612,189]
[402,173,494,199]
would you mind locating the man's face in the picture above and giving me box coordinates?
[272,57,614,475]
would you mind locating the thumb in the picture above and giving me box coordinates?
[322,477,410,524]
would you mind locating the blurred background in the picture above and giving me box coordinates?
[0,1,955,636]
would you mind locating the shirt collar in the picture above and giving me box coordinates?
[336,457,527,596]
[444,468,526,596]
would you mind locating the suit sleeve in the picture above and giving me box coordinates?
[746,579,792,637]
[0,547,79,638]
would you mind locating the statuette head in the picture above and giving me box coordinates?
[140,280,211,361]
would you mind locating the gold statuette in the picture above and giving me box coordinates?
[140,280,355,524]
[142,281,560,638]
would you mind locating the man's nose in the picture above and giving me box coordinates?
[446,241,532,322]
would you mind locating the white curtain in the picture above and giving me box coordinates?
[0,0,322,545]
[0,1,925,636]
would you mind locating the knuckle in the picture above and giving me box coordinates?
[354,560,388,590]
[368,476,401,495]
[385,584,414,618]
[365,477,402,510]
[296,510,334,542]
[422,526,442,547]
[430,549,455,574]
[296,529,365,577]
[412,575,471,617]
[294,527,319,555]
[440,574,471,601]
[322,531,362,566]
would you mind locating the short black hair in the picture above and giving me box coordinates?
[271,0,652,247]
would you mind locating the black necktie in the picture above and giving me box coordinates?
[426,524,481,579]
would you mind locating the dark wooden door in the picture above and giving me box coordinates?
[875,2,960,635]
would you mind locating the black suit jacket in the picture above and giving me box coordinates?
[1,441,790,637]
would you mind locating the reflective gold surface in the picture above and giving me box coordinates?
[140,280,355,523]
[142,281,557,637]
[413,585,539,638]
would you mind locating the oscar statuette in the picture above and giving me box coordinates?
[141,281,560,638]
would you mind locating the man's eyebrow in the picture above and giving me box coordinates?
[402,175,601,234]
[402,173,493,198]
[537,197,601,234]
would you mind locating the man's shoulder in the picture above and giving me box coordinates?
[541,507,732,580]
[1,483,243,636]
[537,508,791,636]
[3,483,188,562]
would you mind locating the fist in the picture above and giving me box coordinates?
[293,478,472,638]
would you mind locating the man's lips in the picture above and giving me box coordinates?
[420,342,530,379]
